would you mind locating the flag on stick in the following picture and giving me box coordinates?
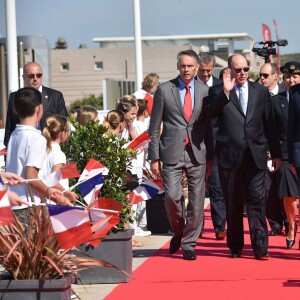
[47,205,119,249]
[128,179,165,205]
[43,163,80,187]
[127,131,151,150]
[0,190,15,225]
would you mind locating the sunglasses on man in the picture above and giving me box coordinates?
[259,73,273,79]
[25,73,43,79]
[233,67,250,73]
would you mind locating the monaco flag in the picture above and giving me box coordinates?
[0,190,14,225]
[127,131,151,150]
[43,163,80,187]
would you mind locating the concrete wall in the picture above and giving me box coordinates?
[50,45,196,106]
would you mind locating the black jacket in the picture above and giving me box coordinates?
[4,86,68,147]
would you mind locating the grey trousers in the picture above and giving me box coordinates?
[162,147,206,251]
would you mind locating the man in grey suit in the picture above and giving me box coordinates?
[4,62,68,147]
[148,49,213,260]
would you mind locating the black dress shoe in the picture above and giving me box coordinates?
[268,228,282,236]
[216,229,227,240]
[169,236,182,254]
[183,250,197,260]
[229,250,241,258]
[254,250,270,260]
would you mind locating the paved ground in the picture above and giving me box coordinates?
[72,233,172,300]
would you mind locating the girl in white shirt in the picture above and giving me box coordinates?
[42,115,77,203]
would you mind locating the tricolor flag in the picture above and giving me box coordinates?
[43,163,80,187]
[127,131,151,150]
[78,173,104,205]
[79,158,109,181]
[0,190,14,225]
[48,205,119,249]
[76,159,109,205]
[128,179,165,205]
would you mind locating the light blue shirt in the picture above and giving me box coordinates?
[178,76,195,109]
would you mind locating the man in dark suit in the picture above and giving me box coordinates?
[196,52,226,240]
[4,62,68,147]
[148,49,213,260]
[205,54,281,260]
[259,62,288,236]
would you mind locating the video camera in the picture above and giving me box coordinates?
[252,39,288,62]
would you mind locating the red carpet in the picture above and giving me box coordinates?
[106,208,300,300]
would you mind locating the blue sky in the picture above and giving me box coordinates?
[0,0,299,55]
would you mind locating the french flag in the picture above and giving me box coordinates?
[78,173,104,205]
[127,131,151,150]
[48,205,93,249]
[77,159,109,205]
[128,179,165,205]
[48,205,120,249]
[43,163,80,187]
[0,190,14,225]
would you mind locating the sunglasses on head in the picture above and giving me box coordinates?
[233,67,250,73]
[259,73,272,79]
[26,73,43,79]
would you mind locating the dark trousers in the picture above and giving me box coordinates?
[265,171,288,231]
[219,149,268,253]
[208,159,226,233]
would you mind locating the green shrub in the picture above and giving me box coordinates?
[62,120,135,228]
[68,95,103,112]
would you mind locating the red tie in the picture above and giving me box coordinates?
[184,85,192,145]
[184,85,192,121]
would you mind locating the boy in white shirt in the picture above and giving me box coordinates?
[6,87,69,211]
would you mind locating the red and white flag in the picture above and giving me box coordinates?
[0,190,14,225]
[127,131,151,150]
[43,163,80,187]
[86,208,120,247]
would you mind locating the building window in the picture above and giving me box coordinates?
[95,61,103,71]
[60,63,69,72]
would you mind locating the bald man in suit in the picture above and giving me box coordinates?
[205,54,281,260]
[4,62,68,147]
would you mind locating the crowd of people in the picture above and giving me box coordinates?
[3,53,300,262]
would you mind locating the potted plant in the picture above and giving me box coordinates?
[63,119,136,283]
[0,205,112,299]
